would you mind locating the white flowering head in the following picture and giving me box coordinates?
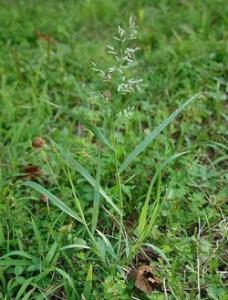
[91,16,144,96]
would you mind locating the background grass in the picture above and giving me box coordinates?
[0,0,227,299]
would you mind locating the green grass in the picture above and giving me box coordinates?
[0,0,227,299]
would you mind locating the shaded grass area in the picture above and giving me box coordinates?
[0,0,227,299]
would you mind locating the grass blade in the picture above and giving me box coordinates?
[21,288,36,300]
[143,172,162,240]
[31,217,44,254]
[16,277,34,300]
[137,175,156,236]
[60,244,90,250]
[0,251,32,260]
[97,230,117,259]
[144,243,170,266]
[54,143,121,215]
[83,264,93,300]
[0,258,31,267]
[55,267,76,291]
[0,221,5,246]
[44,241,58,266]
[34,268,54,283]
[91,162,101,234]
[57,106,114,150]
[79,117,114,151]
[24,181,83,224]
[137,151,189,235]
[118,93,201,173]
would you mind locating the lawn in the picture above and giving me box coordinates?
[0,0,227,299]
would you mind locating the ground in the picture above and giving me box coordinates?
[0,0,227,299]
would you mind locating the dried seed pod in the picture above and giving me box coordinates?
[32,137,46,149]
[135,265,159,295]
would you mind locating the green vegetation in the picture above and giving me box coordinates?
[0,0,227,299]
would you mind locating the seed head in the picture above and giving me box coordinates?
[32,137,46,149]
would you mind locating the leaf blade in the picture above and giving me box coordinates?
[83,264,93,300]
[118,93,201,173]
[97,230,117,259]
[54,143,121,215]
[24,181,83,224]
[60,244,90,250]
[79,118,114,151]
[91,162,101,234]
[137,151,189,235]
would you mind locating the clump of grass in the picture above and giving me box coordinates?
[25,16,202,298]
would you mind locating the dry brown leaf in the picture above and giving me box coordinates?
[35,31,55,44]
[135,265,159,295]
[22,164,42,180]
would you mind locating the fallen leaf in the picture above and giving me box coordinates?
[22,164,42,180]
[135,265,159,295]
[35,31,55,44]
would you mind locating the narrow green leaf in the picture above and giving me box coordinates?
[54,143,121,215]
[55,267,76,291]
[0,221,5,246]
[59,105,113,150]
[21,288,36,300]
[137,177,155,236]
[16,277,34,300]
[67,170,98,247]
[144,243,170,266]
[79,117,114,150]
[44,242,58,266]
[83,264,93,300]
[34,268,53,283]
[137,151,188,235]
[0,259,31,267]
[0,268,6,290]
[97,230,116,259]
[118,93,201,173]
[0,251,32,260]
[60,244,90,250]
[24,181,83,224]
[31,217,44,253]
[144,172,162,239]
[91,162,101,234]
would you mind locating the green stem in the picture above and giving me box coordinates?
[111,95,124,260]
